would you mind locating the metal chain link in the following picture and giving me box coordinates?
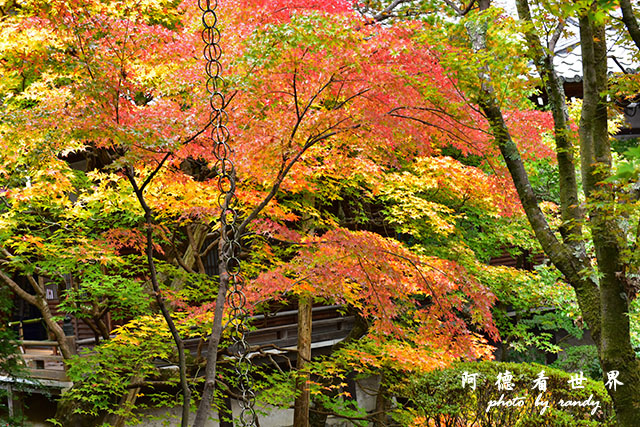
[199,1,257,425]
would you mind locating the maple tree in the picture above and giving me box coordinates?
[224,4,558,424]
[0,0,581,425]
[224,4,571,425]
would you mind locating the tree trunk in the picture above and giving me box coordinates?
[619,0,640,51]
[193,236,231,427]
[127,169,191,427]
[37,292,74,359]
[578,12,640,425]
[55,394,101,427]
[467,1,640,424]
[0,270,74,359]
[184,224,209,273]
[467,5,603,349]
[294,295,312,427]
[515,0,586,256]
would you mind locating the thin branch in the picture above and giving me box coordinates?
[379,250,448,317]
[549,21,565,53]
[387,109,472,144]
[355,255,393,324]
[443,0,463,15]
[158,228,197,275]
[0,248,64,288]
[199,234,220,259]
[237,122,360,238]
[330,88,371,111]
[610,55,629,74]
[289,73,334,145]
[140,151,172,193]
[461,0,478,16]
[367,0,411,23]
[293,66,300,120]
[129,92,237,190]
[388,105,489,134]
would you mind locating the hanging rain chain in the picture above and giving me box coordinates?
[199,1,258,425]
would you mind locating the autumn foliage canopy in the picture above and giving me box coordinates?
[0,0,564,422]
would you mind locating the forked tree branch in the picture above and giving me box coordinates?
[125,167,191,427]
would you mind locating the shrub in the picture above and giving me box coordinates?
[551,346,601,380]
[391,361,615,427]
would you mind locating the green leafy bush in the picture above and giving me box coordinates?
[61,315,186,423]
[551,346,601,380]
[391,361,615,427]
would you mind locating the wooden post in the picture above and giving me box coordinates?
[294,192,315,427]
[6,384,13,417]
[64,336,77,355]
[373,374,389,427]
[293,295,312,427]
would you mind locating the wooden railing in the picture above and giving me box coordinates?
[9,305,353,380]
[8,317,44,341]
[0,338,75,417]
[17,338,75,382]
[183,305,355,361]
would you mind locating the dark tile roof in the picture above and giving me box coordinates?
[495,1,639,82]
[553,19,638,83]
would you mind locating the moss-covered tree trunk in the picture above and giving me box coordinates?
[577,11,640,425]
[467,1,640,424]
